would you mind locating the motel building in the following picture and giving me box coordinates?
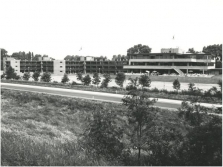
[124,48,216,76]
[3,47,217,76]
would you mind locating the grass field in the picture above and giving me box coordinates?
[1,89,188,166]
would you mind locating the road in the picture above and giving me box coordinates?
[1,83,221,111]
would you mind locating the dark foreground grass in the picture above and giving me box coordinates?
[1,89,189,166]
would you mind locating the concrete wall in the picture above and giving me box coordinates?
[53,60,65,75]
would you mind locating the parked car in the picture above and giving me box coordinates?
[151,71,159,76]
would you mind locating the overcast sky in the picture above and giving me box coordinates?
[0,0,222,60]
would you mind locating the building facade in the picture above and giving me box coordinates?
[124,48,215,76]
[3,48,216,76]
[3,56,128,75]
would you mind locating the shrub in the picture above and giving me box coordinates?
[40,72,51,82]
[61,73,70,83]
[22,72,30,81]
[1,73,6,79]
[76,72,83,83]
[5,66,17,79]
[115,72,126,88]
[32,71,40,81]
[126,85,137,91]
[173,78,181,92]
[92,72,101,87]
[83,75,91,86]
[14,75,21,80]
[101,74,111,88]
[139,74,151,88]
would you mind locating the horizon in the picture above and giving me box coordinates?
[1,0,222,60]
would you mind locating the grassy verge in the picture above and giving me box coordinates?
[1,89,186,166]
[1,79,221,104]
[1,89,221,166]
[128,75,222,84]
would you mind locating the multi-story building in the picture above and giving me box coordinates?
[3,48,217,76]
[3,56,128,75]
[124,48,216,76]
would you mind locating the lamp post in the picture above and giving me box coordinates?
[99,68,100,74]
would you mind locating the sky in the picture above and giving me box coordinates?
[0,0,222,60]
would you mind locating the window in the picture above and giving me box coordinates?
[60,61,62,63]
[60,66,63,68]
[16,66,17,67]
[60,71,63,72]
[15,61,17,63]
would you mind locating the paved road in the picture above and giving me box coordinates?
[1,83,221,111]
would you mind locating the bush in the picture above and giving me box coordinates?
[61,73,70,83]
[173,78,181,92]
[115,72,126,88]
[14,75,21,80]
[101,74,111,88]
[76,72,83,83]
[22,72,30,81]
[126,85,137,91]
[32,71,40,81]
[40,72,51,82]
[83,75,91,86]
[5,66,17,79]
[92,72,101,87]
[139,74,151,88]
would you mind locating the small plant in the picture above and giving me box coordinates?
[5,66,17,79]
[40,72,51,82]
[76,72,83,83]
[22,72,30,81]
[101,74,111,88]
[32,71,40,81]
[1,73,6,79]
[82,75,91,86]
[115,72,126,88]
[14,75,21,80]
[139,74,151,89]
[173,78,181,93]
[92,72,101,87]
[61,73,70,83]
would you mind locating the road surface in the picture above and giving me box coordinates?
[1,83,221,111]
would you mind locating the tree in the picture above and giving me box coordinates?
[122,89,157,165]
[179,116,222,166]
[101,73,111,88]
[187,48,196,53]
[115,72,126,88]
[92,72,101,87]
[203,44,222,68]
[139,74,151,89]
[126,77,139,91]
[76,72,83,83]
[1,49,8,70]
[127,44,152,54]
[61,73,70,83]
[82,75,91,86]
[82,109,125,163]
[40,72,51,82]
[22,72,30,81]
[178,98,222,166]
[33,54,42,61]
[32,71,40,81]
[5,66,17,79]
[173,78,181,92]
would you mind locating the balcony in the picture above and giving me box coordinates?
[123,65,215,70]
[129,59,215,63]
